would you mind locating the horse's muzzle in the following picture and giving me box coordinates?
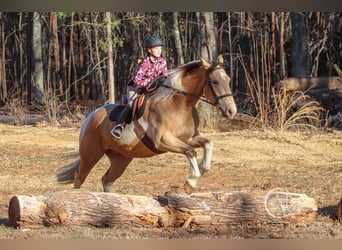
[221,105,237,119]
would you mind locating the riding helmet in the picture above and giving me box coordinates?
[143,34,165,49]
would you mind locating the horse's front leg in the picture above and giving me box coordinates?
[187,135,213,174]
[158,133,201,191]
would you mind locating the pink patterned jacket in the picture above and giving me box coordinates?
[133,55,168,89]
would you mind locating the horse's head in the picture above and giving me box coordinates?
[201,55,237,119]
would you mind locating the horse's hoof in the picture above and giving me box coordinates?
[184,181,197,195]
[199,168,209,176]
[103,185,113,192]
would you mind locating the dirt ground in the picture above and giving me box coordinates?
[0,120,342,239]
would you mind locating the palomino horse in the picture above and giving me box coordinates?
[56,55,237,192]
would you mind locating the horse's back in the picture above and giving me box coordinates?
[80,104,158,158]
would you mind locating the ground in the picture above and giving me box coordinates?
[0,121,342,239]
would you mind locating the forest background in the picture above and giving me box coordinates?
[0,12,341,130]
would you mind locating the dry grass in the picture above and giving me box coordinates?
[271,89,323,132]
[0,123,342,238]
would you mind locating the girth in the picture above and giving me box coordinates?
[108,95,165,154]
[133,120,166,154]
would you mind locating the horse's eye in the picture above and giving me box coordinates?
[212,80,218,85]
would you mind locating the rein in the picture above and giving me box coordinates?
[160,66,234,106]
[160,84,218,106]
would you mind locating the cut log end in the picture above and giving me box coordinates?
[337,198,342,222]
[8,196,20,228]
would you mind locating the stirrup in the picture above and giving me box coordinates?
[111,124,123,139]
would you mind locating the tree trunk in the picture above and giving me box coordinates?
[290,12,310,78]
[195,12,201,59]
[106,12,115,104]
[172,12,184,66]
[32,12,45,106]
[51,13,62,97]
[0,13,6,105]
[227,12,233,90]
[8,189,317,229]
[271,12,277,81]
[68,12,76,101]
[93,13,105,102]
[200,12,217,61]
[279,12,286,79]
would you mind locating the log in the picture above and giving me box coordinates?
[306,87,342,113]
[275,77,342,91]
[8,189,317,229]
[337,198,342,222]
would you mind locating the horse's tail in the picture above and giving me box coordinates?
[55,155,80,184]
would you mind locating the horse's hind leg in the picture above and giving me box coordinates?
[101,151,133,192]
[74,140,105,189]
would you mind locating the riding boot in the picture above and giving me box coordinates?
[111,105,132,139]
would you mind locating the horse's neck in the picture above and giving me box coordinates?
[146,67,207,111]
[181,69,207,98]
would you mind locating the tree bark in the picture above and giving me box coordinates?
[106,12,115,104]
[0,14,6,105]
[32,12,45,106]
[279,12,286,79]
[8,189,317,229]
[200,12,217,61]
[290,12,310,78]
[172,12,184,66]
[51,13,63,97]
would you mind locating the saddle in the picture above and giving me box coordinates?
[109,94,147,124]
[108,74,167,124]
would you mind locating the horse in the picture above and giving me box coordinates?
[56,55,237,193]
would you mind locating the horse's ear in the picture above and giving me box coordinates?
[200,57,211,69]
[217,54,224,64]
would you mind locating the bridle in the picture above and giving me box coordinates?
[205,65,235,106]
[160,65,234,107]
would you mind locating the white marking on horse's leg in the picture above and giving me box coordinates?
[102,176,114,193]
[199,141,213,173]
[186,156,201,189]
[101,154,133,193]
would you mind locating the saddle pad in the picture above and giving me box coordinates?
[132,94,146,120]
[109,104,132,123]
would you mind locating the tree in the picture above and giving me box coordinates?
[0,13,6,105]
[290,12,310,77]
[172,12,184,65]
[200,12,217,60]
[106,12,115,104]
[32,12,45,106]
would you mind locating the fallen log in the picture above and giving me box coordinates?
[337,198,342,222]
[275,77,342,91]
[307,87,342,114]
[8,189,317,229]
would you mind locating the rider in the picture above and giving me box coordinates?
[111,34,168,139]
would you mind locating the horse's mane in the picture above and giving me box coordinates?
[151,60,203,102]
